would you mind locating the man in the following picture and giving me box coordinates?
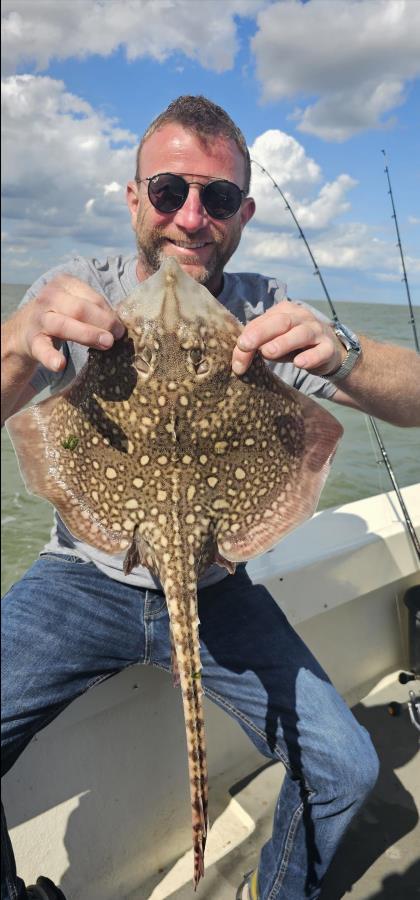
[1,95,419,900]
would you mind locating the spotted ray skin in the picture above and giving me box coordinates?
[7,257,343,886]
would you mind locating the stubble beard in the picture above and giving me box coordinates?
[135,214,242,290]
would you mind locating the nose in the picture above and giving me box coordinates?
[172,184,209,231]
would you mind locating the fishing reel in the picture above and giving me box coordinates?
[388,681,420,733]
[387,586,420,734]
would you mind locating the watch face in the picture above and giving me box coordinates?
[335,323,360,350]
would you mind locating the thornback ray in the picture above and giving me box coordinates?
[6,256,343,886]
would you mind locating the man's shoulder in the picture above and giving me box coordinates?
[224,270,287,296]
[21,254,138,308]
[220,270,288,324]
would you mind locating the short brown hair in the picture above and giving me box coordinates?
[135,95,251,194]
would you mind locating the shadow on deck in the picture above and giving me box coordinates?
[141,673,419,900]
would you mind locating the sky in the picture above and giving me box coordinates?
[2,0,420,306]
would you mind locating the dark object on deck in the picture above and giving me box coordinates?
[389,587,420,732]
[26,875,67,900]
[403,585,420,676]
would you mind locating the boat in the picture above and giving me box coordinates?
[3,483,419,899]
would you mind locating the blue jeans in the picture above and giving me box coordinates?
[1,554,379,900]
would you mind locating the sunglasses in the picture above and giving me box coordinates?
[136,172,246,220]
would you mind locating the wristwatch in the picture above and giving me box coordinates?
[327,322,362,383]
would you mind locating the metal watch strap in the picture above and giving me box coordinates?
[327,322,362,384]
[327,347,361,384]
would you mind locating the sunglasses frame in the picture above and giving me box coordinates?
[135,172,246,220]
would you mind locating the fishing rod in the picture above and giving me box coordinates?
[250,161,339,324]
[368,417,420,557]
[381,150,419,353]
[251,157,420,562]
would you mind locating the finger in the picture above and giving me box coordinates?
[232,320,321,374]
[235,301,313,353]
[51,275,110,307]
[31,333,67,372]
[259,322,320,359]
[232,345,255,375]
[43,278,125,338]
[43,293,125,339]
[236,313,294,352]
[293,342,337,372]
[39,311,120,350]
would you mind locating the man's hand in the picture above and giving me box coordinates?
[7,274,125,373]
[1,274,127,425]
[232,301,345,376]
[231,300,420,427]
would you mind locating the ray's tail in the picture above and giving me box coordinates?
[163,577,208,887]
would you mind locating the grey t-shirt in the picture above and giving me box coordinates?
[19,254,338,589]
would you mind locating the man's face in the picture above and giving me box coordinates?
[126,124,255,295]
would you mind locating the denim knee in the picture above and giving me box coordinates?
[326,721,379,805]
[351,724,379,798]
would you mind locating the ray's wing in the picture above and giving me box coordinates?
[6,341,155,558]
[214,356,343,562]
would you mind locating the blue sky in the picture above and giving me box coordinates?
[2,0,420,306]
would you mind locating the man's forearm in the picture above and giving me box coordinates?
[1,319,38,425]
[333,336,420,427]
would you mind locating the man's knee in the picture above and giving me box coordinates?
[294,672,379,804]
[1,706,29,777]
[326,720,379,806]
[350,724,379,797]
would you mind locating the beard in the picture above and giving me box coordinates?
[135,212,242,291]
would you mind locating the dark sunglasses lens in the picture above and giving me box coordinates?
[203,180,242,219]
[148,174,187,212]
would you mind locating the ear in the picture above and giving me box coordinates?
[240,196,256,229]
[126,181,140,230]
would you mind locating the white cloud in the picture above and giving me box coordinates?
[375,272,403,282]
[251,130,322,189]
[2,0,419,147]
[2,74,138,278]
[234,218,420,284]
[1,0,266,76]
[104,182,123,195]
[249,130,357,228]
[293,81,405,143]
[405,255,420,276]
[252,0,420,140]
